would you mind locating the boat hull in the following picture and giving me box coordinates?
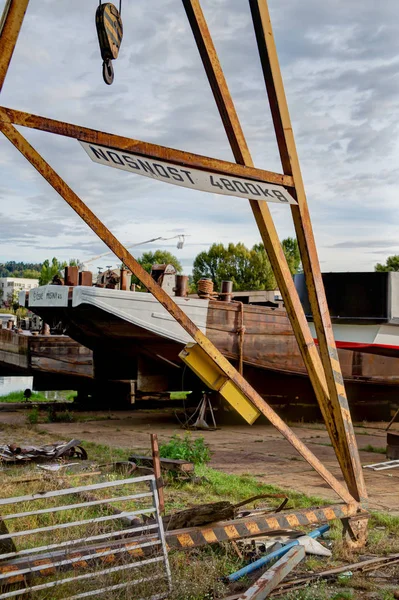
[22,286,399,414]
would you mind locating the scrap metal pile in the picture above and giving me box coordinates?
[0,439,87,463]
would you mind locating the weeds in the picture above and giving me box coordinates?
[284,581,331,599]
[27,407,39,424]
[360,444,386,454]
[331,592,354,600]
[46,408,75,423]
[160,433,211,465]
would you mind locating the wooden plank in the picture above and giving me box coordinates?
[129,455,194,473]
[237,546,305,599]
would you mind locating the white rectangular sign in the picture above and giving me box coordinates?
[29,285,69,307]
[79,141,296,205]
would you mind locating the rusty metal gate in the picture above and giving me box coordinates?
[0,475,171,599]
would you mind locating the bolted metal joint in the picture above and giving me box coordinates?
[342,515,369,550]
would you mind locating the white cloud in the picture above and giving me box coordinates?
[0,0,398,273]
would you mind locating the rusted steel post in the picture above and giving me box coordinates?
[65,266,78,286]
[248,0,366,506]
[175,274,188,297]
[120,267,130,291]
[79,271,93,286]
[182,0,366,508]
[151,434,164,513]
[0,121,356,506]
[40,323,50,336]
[237,545,305,600]
[220,280,233,302]
[0,0,30,92]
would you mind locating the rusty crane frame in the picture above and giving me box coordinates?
[0,0,368,546]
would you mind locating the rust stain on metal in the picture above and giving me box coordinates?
[176,533,195,547]
[245,521,261,535]
[285,514,300,527]
[32,558,56,576]
[202,528,219,543]
[0,565,23,584]
[0,106,293,188]
[248,0,367,505]
[305,511,319,525]
[0,0,30,92]
[225,525,240,539]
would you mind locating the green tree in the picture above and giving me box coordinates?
[192,238,301,292]
[22,269,41,279]
[0,262,43,278]
[68,258,83,268]
[131,250,183,287]
[281,237,301,275]
[375,255,399,272]
[38,258,82,285]
[3,290,19,312]
[39,257,67,285]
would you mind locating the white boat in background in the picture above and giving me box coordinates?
[295,271,399,358]
[19,270,399,412]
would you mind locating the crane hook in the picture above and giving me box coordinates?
[96,2,123,85]
[102,59,114,85]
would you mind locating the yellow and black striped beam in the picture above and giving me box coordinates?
[0,503,365,584]
[165,503,363,550]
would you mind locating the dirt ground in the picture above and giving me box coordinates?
[0,408,398,514]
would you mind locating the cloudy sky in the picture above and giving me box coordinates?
[0,0,398,274]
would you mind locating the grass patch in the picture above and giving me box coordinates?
[0,390,47,402]
[73,441,329,514]
[79,440,132,463]
[165,465,329,513]
[359,444,386,454]
[371,511,399,533]
[169,391,192,400]
[366,512,399,554]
